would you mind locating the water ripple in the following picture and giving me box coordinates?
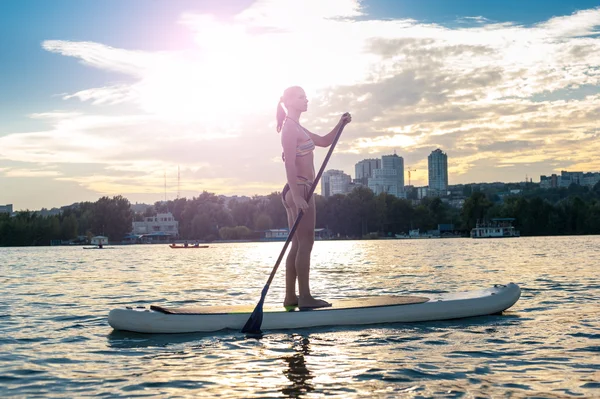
[1,237,599,398]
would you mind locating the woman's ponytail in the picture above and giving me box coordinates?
[276,98,286,133]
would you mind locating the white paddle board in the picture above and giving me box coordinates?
[108,283,520,334]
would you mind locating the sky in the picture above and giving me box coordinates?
[1,0,600,211]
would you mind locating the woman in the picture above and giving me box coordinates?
[277,86,352,310]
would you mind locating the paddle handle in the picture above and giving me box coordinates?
[262,114,350,289]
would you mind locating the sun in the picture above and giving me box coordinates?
[136,16,288,125]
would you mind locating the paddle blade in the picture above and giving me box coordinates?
[241,299,264,334]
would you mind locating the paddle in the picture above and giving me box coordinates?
[241,113,350,334]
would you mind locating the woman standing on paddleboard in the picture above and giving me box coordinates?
[277,86,352,310]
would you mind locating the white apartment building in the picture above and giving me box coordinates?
[330,173,352,196]
[322,170,352,197]
[368,154,406,198]
[0,204,13,214]
[540,171,600,189]
[428,148,448,193]
[132,212,179,236]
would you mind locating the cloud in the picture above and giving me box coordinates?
[458,16,491,24]
[4,168,62,178]
[42,40,156,76]
[2,1,600,207]
[63,85,135,105]
[29,111,83,119]
[535,7,600,38]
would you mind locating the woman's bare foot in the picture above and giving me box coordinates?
[283,295,298,311]
[298,296,331,310]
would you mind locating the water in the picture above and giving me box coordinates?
[1,237,599,398]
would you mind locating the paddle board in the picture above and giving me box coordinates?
[108,283,520,334]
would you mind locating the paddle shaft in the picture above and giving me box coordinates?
[262,116,349,290]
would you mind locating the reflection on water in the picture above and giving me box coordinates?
[282,335,314,398]
[1,237,599,398]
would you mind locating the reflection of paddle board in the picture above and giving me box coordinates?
[108,283,521,334]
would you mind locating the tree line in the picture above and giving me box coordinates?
[0,196,132,247]
[1,184,599,246]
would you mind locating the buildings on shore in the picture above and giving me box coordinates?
[540,171,600,189]
[368,153,405,198]
[0,204,13,215]
[321,148,449,200]
[132,212,179,238]
[428,149,448,193]
[321,169,353,197]
[355,158,381,186]
[320,145,599,204]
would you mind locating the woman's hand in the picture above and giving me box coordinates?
[340,112,352,125]
[293,195,309,211]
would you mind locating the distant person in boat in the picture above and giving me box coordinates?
[277,86,351,310]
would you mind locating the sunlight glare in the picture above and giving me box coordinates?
[137,15,287,126]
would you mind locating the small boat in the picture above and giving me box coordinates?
[471,218,520,238]
[395,229,437,239]
[108,283,521,334]
[169,244,209,249]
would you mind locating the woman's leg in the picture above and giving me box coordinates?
[284,205,299,308]
[282,187,299,308]
[287,187,330,309]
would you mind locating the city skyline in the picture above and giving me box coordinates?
[2,0,600,210]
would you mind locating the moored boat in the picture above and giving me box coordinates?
[471,218,520,238]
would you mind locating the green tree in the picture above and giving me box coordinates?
[60,214,79,241]
[345,186,378,237]
[180,191,232,240]
[254,213,273,231]
[260,192,288,229]
[92,196,133,241]
[461,192,493,230]
[318,193,347,236]
[228,198,257,229]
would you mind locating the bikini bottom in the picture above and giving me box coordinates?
[281,176,313,209]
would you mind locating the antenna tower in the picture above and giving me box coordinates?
[177,166,181,199]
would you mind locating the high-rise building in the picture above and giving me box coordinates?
[0,204,13,214]
[330,173,352,196]
[428,149,448,193]
[322,170,352,197]
[355,158,381,186]
[368,154,405,197]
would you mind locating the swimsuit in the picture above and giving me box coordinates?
[282,176,314,209]
[281,118,315,160]
[281,118,315,208]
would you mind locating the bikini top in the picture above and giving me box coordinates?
[282,118,315,160]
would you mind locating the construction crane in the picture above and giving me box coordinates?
[407,167,416,186]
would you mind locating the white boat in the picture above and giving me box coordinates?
[108,283,521,334]
[471,218,520,238]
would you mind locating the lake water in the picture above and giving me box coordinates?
[1,237,599,398]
